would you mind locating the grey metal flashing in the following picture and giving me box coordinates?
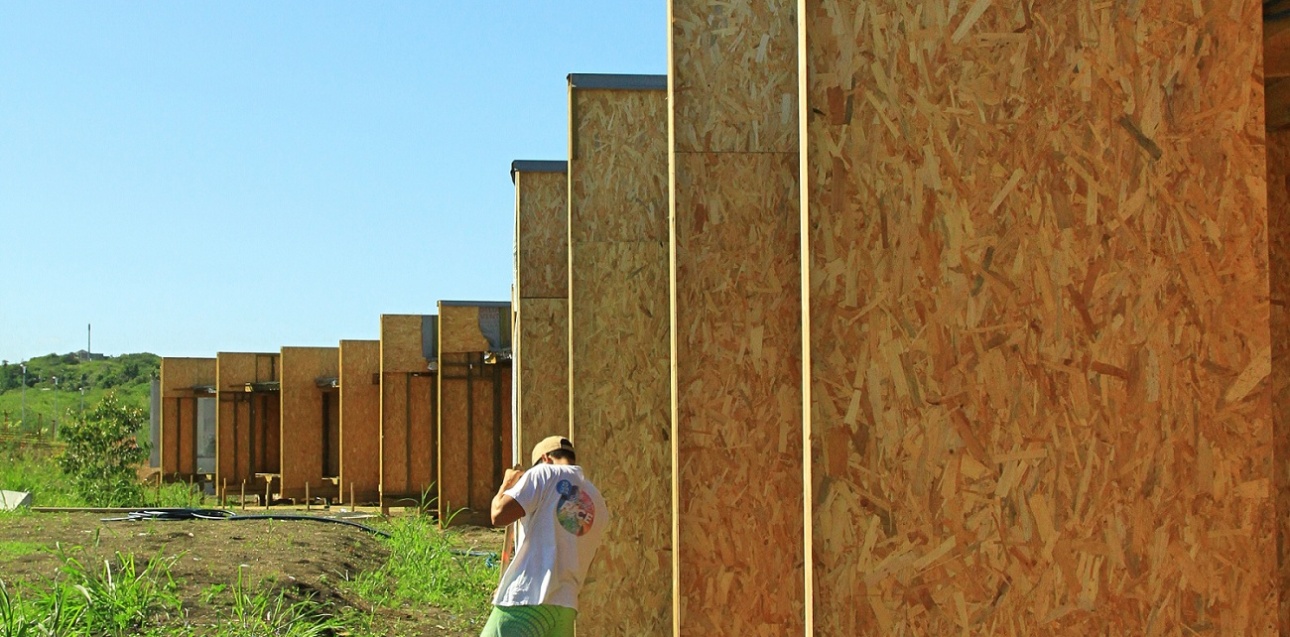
[510,160,567,183]
[567,73,667,91]
[438,300,512,308]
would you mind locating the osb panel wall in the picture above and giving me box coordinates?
[516,169,569,299]
[568,83,672,636]
[215,353,280,488]
[669,0,803,634]
[438,354,472,520]
[516,167,570,461]
[160,357,214,476]
[802,1,1272,634]
[380,315,435,502]
[516,298,569,456]
[1268,127,1289,629]
[278,347,338,500]
[470,362,511,517]
[440,305,492,354]
[340,340,381,503]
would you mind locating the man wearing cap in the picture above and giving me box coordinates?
[481,435,609,637]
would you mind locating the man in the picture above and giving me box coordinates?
[482,435,609,637]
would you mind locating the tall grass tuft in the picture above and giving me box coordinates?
[351,512,497,618]
[214,566,343,637]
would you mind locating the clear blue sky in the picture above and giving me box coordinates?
[0,3,664,364]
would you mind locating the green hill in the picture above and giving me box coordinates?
[0,352,159,432]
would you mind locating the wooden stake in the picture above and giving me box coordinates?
[240,480,246,512]
[350,483,355,510]
[305,482,311,511]
[264,479,271,510]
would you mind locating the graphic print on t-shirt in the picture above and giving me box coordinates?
[555,479,595,536]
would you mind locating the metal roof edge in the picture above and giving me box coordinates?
[567,73,667,91]
[510,160,567,183]
[437,300,512,308]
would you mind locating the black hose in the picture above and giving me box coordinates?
[99,508,392,539]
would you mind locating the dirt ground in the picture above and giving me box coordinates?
[0,510,506,636]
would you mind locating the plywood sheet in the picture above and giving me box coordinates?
[340,339,381,503]
[278,347,338,501]
[516,298,569,457]
[569,87,668,243]
[670,152,803,636]
[159,357,214,477]
[437,353,472,518]
[380,315,436,503]
[439,304,493,354]
[1273,126,1290,633]
[516,168,569,299]
[802,1,1271,633]
[568,80,672,636]
[670,0,797,154]
[215,353,280,490]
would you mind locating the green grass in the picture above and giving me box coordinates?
[350,513,498,619]
[0,542,45,560]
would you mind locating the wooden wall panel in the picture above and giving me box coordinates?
[159,357,215,478]
[215,353,280,492]
[568,76,672,636]
[380,315,436,504]
[437,302,512,526]
[669,2,803,634]
[439,304,492,354]
[514,163,571,462]
[278,347,338,501]
[1273,123,1290,631]
[802,1,1272,634]
[340,339,381,504]
[516,298,569,456]
[515,166,569,299]
[438,354,471,518]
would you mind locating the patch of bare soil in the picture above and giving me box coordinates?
[0,511,506,636]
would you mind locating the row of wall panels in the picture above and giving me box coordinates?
[510,0,1283,634]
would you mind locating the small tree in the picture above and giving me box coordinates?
[58,392,149,506]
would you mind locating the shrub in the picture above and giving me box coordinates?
[57,392,149,507]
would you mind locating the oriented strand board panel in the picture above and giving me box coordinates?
[437,301,513,525]
[669,3,804,634]
[340,339,381,503]
[802,1,1272,634]
[567,75,672,636]
[215,352,280,490]
[515,298,569,456]
[1273,126,1290,632]
[380,315,436,503]
[159,357,214,477]
[278,346,338,501]
[514,162,570,299]
[514,162,571,458]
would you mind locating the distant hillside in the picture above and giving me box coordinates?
[0,353,159,429]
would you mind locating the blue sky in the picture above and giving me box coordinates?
[0,3,664,363]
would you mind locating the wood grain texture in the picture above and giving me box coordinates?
[1270,126,1290,632]
[380,315,436,502]
[215,353,279,489]
[802,1,1272,633]
[516,298,570,457]
[670,0,798,154]
[438,353,472,519]
[669,1,804,634]
[278,347,338,501]
[440,305,492,354]
[341,340,381,504]
[568,81,672,636]
[517,169,570,299]
[159,357,215,477]
[515,165,571,462]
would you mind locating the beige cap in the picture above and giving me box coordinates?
[531,435,575,466]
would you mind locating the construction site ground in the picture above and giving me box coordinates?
[0,508,505,635]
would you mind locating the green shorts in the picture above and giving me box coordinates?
[479,604,576,637]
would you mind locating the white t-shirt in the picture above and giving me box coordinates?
[492,463,608,609]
